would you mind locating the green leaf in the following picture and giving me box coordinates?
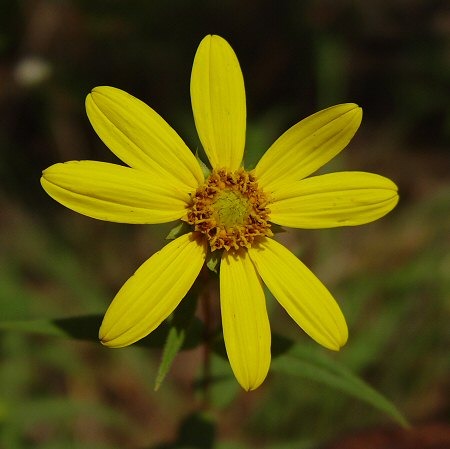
[0,314,203,350]
[154,292,199,390]
[271,334,409,427]
[0,315,103,340]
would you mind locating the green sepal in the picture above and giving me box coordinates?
[154,290,199,390]
[195,150,211,178]
[206,251,221,274]
[166,221,191,240]
[271,223,286,234]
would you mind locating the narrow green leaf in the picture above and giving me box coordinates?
[0,314,203,350]
[154,293,199,390]
[0,315,103,340]
[154,326,185,391]
[271,334,409,427]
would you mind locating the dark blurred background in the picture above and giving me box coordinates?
[1,1,449,448]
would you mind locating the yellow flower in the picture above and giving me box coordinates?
[41,35,399,390]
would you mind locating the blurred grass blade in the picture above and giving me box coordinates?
[154,292,199,390]
[271,334,408,427]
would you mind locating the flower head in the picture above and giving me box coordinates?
[41,35,399,390]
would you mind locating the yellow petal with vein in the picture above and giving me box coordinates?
[191,35,246,171]
[100,233,207,347]
[86,86,204,192]
[270,172,399,228]
[220,250,271,391]
[255,104,362,191]
[41,161,189,224]
[249,238,348,350]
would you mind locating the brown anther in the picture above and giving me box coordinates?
[185,168,273,251]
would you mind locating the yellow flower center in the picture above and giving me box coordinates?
[186,168,273,251]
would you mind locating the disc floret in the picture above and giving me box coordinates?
[186,168,273,251]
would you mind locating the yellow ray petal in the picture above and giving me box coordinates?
[255,104,362,191]
[249,238,348,350]
[100,233,207,347]
[41,161,189,224]
[86,86,204,191]
[220,250,271,391]
[191,35,246,171]
[270,172,399,228]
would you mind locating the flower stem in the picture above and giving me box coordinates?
[199,268,214,408]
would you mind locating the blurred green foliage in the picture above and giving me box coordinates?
[1,0,449,448]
